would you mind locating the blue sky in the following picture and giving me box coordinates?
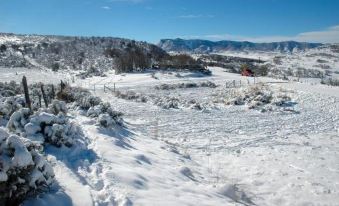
[1,0,339,43]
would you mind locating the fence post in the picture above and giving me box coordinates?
[22,76,31,110]
[40,83,48,108]
[104,84,106,93]
[114,83,116,92]
[60,80,65,92]
[38,94,42,108]
[51,85,55,99]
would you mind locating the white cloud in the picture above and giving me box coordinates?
[294,25,339,43]
[101,6,111,10]
[184,25,339,43]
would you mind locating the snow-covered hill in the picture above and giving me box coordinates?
[1,65,338,205]
[0,32,338,205]
[210,44,339,80]
[0,33,167,73]
[267,44,339,79]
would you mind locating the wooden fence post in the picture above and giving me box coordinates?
[51,85,55,99]
[22,76,31,110]
[40,83,48,108]
[38,94,42,108]
[114,83,116,92]
[60,80,65,92]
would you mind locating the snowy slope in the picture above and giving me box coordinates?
[0,33,168,74]
[1,66,338,205]
[215,45,339,79]
[92,67,339,205]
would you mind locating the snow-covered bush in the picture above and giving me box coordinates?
[274,93,292,107]
[115,90,208,110]
[0,81,22,97]
[115,90,190,109]
[227,84,272,106]
[0,128,54,205]
[98,114,115,128]
[0,81,62,114]
[7,108,31,134]
[87,102,121,118]
[153,96,209,110]
[0,96,25,120]
[114,90,148,103]
[28,83,57,108]
[156,97,204,110]
[7,106,82,147]
[56,86,90,103]
[26,112,83,147]
[56,86,108,113]
[87,102,123,127]
[199,81,217,88]
[48,99,67,115]
[184,99,204,110]
[321,78,339,86]
[115,90,147,102]
[154,96,180,109]
[155,81,217,90]
[226,84,295,112]
[54,86,124,127]
[75,95,102,110]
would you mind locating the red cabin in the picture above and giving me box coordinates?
[241,68,254,77]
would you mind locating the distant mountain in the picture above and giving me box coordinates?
[158,38,322,53]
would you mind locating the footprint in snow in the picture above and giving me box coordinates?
[218,184,255,205]
[135,154,152,165]
[179,166,196,181]
[132,179,148,190]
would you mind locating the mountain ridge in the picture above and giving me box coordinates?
[158,38,323,53]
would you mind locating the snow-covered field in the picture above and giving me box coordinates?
[216,45,339,79]
[1,66,339,205]
[0,67,73,84]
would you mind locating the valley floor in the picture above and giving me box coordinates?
[1,67,338,205]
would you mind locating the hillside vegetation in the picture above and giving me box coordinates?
[0,33,208,75]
